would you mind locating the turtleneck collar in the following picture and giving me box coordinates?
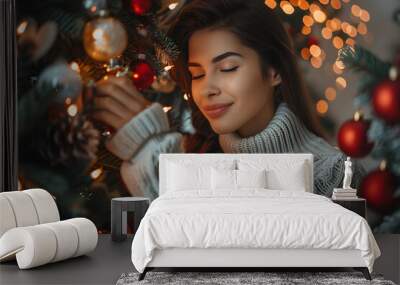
[218,102,326,154]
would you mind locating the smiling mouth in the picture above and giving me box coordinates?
[203,103,234,119]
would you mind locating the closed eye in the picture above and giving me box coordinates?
[191,66,239,80]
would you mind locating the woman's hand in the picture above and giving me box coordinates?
[91,76,151,131]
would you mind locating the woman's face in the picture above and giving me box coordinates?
[188,28,281,137]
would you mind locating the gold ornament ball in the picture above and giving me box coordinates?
[83,17,128,62]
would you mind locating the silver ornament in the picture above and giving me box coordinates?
[37,61,82,103]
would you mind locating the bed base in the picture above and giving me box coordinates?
[138,266,371,281]
[138,248,372,281]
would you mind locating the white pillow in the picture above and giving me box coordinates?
[236,169,267,188]
[211,168,236,190]
[167,162,211,191]
[238,159,307,191]
[211,168,268,190]
[166,159,236,192]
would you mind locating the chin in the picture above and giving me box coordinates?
[209,120,240,135]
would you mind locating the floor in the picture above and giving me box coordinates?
[0,234,399,285]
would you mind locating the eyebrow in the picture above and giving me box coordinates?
[188,51,243,67]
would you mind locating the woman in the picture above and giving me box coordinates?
[92,0,364,200]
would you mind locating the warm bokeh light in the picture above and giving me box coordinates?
[163,106,172,112]
[345,38,356,47]
[65,97,72,105]
[316,99,329,114]
[351,5,361,17]
[321,27,332,39]
[336,76,347,89]
[311,56,323,69]
[168,2,179,10]
[309,44,322,57]
[333,61,344,74]
[360,10,370,22]
[264,0,277,9]
[309,3,320,14]
[70,62,80,73]
[67,104,78,117]
[90,168,103,179]
[357,22,368,35]
[332,36,344,49]
[325,87,337,101]
[17,21,28,35]
[301,26,312,35]
[301,47,311,60]
[330,0,341,10]
[298,0,309,10]
[280,1,295,14]
[303,15,314,27]
[313,10,327,23]
[319,0,329,5]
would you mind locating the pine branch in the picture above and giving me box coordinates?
[337,45,391,79]
[47,8,85,41]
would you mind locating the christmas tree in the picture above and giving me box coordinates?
[337,44,400,233]
[16,0,189,232]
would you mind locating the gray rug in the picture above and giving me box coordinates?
[116,271,396,285]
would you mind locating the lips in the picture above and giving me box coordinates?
[202,103,234,119]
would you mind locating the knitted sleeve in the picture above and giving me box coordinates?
[105,102,184,200]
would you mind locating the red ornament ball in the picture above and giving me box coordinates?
[372,79,400,124]
[360,168,396,213]
[130,0,152,16]
[337,115,374,158]
[131,61,156,91]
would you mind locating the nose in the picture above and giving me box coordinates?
[199,74,221,98]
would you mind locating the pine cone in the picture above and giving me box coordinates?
[41,114,100,166]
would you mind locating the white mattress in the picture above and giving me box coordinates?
[131,190,380,273]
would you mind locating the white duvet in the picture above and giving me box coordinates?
[131,189,380,273]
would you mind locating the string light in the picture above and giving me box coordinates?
[332,36,344,49]
[168,2,179,10]
[70,62,80,73]
[303,15,314,27]
[330,0,341,10]
[309,44,322,57]
[333,62,343,74]
[325,87,337,101]
[90,168,103,179]
[17,21,28,35]
[265,0,277,9]
[183,93,189,101]
[336,76,347,89]
[316,99,329,114]
[67,104,78,117]
[163,106,172,112]
[301,48,311,60]
[280,1,295,15]
[321,27,332,39]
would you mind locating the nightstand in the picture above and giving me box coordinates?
[331,197,366,218]
[111,197,150,242]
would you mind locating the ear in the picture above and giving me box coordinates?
[270,68,282,87]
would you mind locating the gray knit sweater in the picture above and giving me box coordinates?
[106,102,365,200]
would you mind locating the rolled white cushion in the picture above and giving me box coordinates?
[0,218,98,269]
[0,196,17,237]
[0,191,39,227]
[0,226,57,269]
[24,188,60,224]
[64,218,98,257]
[42,221,79,262]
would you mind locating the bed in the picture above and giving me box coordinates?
[131,153,381,281]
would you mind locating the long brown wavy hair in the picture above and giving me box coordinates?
[167,0,325,153]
